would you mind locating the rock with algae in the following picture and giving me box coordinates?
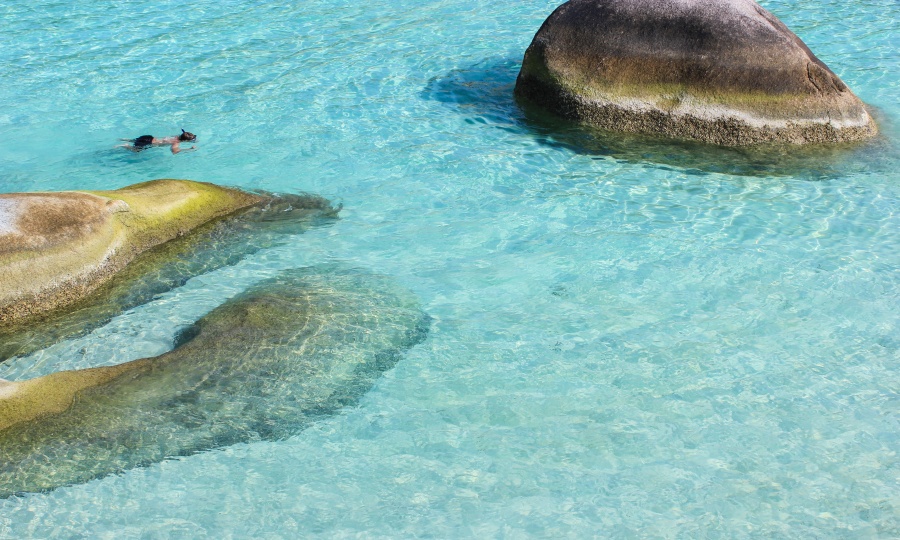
[0,179,265,325]
[0,265,429,498]
[0,185,339,362]
[514,0,877,146]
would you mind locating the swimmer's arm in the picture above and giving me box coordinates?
[170,141,197,154]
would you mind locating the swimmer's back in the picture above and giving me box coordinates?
[133,135,154,148]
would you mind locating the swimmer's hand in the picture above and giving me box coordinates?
[170,141,197,154]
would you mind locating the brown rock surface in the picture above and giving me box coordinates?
[0,179,262,324]
[514,0,877,145]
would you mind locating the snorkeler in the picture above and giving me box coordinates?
[118,129,197,154]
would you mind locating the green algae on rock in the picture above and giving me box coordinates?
[0,266,429,498]
[0,179,263,325]
[514,0,877,146]
[0,190,339,362]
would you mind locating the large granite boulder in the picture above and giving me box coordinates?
[0,180,262,325]
[0,266,430,497]
[0,190,339,361]
[514,0,877,146]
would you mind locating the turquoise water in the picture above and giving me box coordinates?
[1,0,898,537]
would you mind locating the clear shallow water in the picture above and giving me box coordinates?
[1,0,898,537]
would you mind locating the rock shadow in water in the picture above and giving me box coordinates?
[422,58,899,179]
[0,265,430,498]
[0,193,340,362]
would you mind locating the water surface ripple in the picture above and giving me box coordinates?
[0,0,898,537]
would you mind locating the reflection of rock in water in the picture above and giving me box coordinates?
[0,266,429,498]
[0,193,340,362]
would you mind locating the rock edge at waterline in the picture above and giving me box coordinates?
[0,179,262,325]
[0,190,339,362]
[514,0,877,146]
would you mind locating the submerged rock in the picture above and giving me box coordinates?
[0,189,339,361]
[514,0,877,146]
[0,266,429,498]
[0,180,263,325]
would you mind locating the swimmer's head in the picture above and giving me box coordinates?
[179,129,197,142]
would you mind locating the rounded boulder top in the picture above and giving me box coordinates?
[514,0,877,146]
[0,180,263,325]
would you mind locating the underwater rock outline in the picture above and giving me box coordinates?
[0,265,430,498]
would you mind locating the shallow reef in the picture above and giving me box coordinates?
[0,265,429,498]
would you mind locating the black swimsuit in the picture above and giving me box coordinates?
[133,135,154,149]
